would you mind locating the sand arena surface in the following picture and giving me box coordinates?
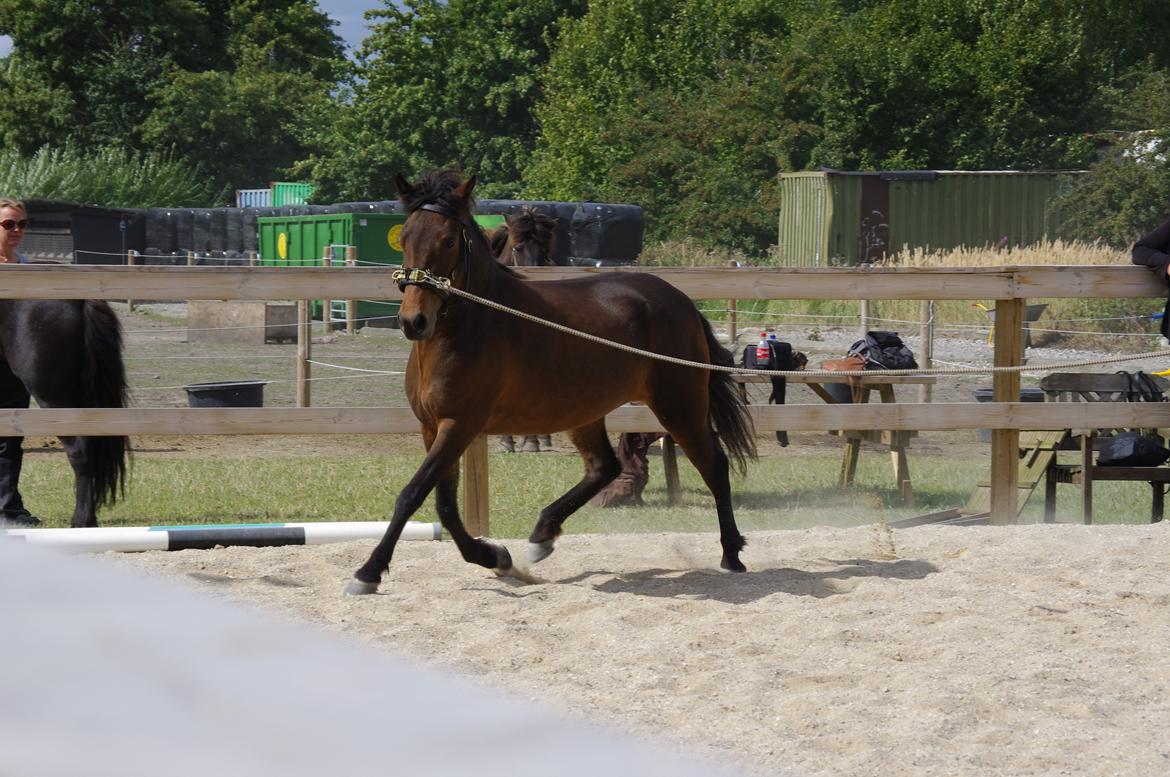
[109,522,1170,777]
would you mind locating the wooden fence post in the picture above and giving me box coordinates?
[247,250,258,267]
[296,300,311,408]
[859,299,870,338]
[186,251,195,267]
[918,300,934,403]
[727,299,737,347]
[463,434,490,536]
[126,250,138,311]
[989,298,1024,525]
[320,245,333,335]
[345,245,357,336]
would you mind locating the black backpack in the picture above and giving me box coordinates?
[741,339,802,446]
[848,330,918,370]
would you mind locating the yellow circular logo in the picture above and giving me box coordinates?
[388,224,403,252]
[277,232,288,260]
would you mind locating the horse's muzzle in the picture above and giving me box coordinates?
[400,312,432,340]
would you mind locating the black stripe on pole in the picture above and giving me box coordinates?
[167,527,306,551]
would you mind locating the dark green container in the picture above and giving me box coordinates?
[257,212,507,327]
[776,169,1084,267]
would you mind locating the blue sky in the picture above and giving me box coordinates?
[0,2,381,59]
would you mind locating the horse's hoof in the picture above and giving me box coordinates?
[343,578,379,596]
[493,543,513,572]
[528,540,555,564]
[719,557,747,574]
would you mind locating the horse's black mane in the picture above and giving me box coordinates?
[509,206,557,245]
[400,170,475,215]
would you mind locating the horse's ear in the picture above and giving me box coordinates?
[395,174,413,199]
[455,175,477,200]
[488,225,508,257]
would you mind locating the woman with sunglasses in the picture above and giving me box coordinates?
[0,197,38,526]
[0,198,29,264]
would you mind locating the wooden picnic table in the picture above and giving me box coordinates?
[658,372,937,507]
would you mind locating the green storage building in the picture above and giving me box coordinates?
[775,169,1083,267]
[257,212,506,326]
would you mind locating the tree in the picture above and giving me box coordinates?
[298,0,585,202]
[522,0,790,201]
[0,0,346,197]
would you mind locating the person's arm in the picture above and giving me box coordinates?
[1132,216,1170,278]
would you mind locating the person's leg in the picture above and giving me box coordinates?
[0,374,34,525]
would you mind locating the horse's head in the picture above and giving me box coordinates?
[394,171,487,340]
[495,206,558,268]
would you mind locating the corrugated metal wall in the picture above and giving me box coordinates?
[889,172,1071,253]
[776,170,1080,266]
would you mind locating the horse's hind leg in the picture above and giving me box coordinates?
[652,403,746,573]
[527,419,620,563]
[59,436,97,528]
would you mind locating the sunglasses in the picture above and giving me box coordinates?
[0,219,28,231]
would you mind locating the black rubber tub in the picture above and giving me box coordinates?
[184,380,268,408]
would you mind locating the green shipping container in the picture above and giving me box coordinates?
[271,182,315,206]
[257,212,506,327]
[776,170,1083,267]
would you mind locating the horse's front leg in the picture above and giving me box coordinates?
[432,462,512,571]
[344,419,504,595]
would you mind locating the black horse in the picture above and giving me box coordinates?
[0,299,130,527]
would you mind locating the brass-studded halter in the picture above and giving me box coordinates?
[390,203,475,309]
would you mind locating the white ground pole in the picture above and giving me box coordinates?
[0,540,772,777]
[0,520,441,553]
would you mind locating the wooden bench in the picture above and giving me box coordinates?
[1039,372,1170,524]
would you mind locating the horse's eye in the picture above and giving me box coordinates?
[444,238,456,249]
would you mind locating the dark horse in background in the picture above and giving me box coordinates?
[488,206,558,454]
[345,171,756,595]
[0,299,129,527]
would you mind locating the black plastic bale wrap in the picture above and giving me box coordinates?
[567,203,644,266]
[173,209,195,256]
[208,209,229,253]
[225,208,244,251]
[144,208,178,255]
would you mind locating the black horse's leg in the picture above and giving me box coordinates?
[654,409,746,573]
[345,420,507,595]
[527,419,620,563]
[58,436,97,528]
[432,462,510,569]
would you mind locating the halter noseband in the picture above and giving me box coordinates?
[390,202,475,303]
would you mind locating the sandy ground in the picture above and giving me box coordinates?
[108,521,1170,777]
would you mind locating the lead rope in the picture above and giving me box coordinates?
[428,274,1170,378]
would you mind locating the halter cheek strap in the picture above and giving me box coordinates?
[393,203,475,304]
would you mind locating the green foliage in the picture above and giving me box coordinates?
[0,145,221,207]
[299,0,585,202]
[523,0,1170,254]
[1052,64,1170,247]
[0,0,345,193]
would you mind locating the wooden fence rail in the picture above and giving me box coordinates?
[0,263,1165,530]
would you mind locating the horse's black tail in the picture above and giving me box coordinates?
[79,300,130,507]
[701,315,757,475]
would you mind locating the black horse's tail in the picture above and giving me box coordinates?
[79,300,130,507]
[701,315,757,475]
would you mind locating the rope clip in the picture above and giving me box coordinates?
[392,267,452,297]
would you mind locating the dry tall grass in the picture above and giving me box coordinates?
[638,239,1160,351]
[890,240,1130,267]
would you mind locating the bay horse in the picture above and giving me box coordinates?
[345,171,756,595]
[488,206,558,454]
[0,299,129,527]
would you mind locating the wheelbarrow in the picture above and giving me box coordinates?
[972,303,1048,348]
